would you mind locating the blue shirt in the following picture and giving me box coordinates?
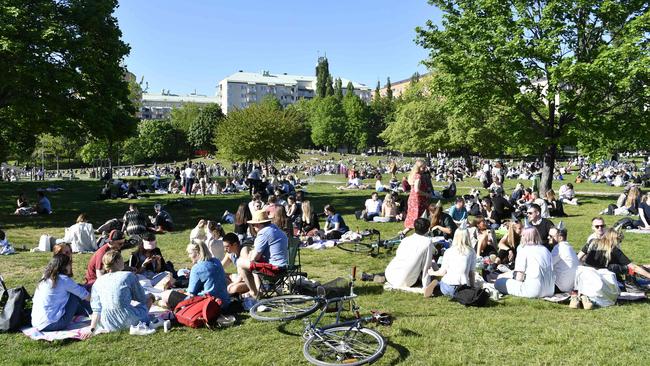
[32,275,89,330]
[187,258,231,309]
[448,206,468,222]
[254,224,288,267]
[39,197,51,213]
[326,213,349,233]
[91,271,149,331]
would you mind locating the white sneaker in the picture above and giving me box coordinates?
[257,304,271,312]
[130,321,156,336]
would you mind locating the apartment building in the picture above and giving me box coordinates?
[140,91,219,120]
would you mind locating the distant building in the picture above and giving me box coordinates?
[141,90,219,120]
[217,70,372,114]
[378,73,429,99]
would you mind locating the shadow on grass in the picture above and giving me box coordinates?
[276,322,302,337]
[354,284,385,296]
[385,339,411,365]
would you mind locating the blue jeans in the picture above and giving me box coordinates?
[41,294,91,332]
[495,278,510,294]
[440,282,458,297]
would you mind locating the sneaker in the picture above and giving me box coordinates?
[424,279,439,298]
[130,321,156,336]
[257,304,271,312]
[148,318,165,329]
[580,295,593,310]
[569,294,581,309]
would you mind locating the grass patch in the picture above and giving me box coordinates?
[0,174,648,365]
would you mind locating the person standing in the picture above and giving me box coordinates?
[402,160,431,235]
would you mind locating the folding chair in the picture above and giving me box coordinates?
[255,236,307,298]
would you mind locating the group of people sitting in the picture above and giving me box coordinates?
[14,191,52,215]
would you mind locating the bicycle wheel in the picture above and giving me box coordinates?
[336,242,373,254]
[303,326,386,366]
[249,295,321,322]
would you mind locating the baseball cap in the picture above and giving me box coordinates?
[108,230,125,242]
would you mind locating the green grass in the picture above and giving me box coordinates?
[0,174,649,365]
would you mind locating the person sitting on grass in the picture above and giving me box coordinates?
[52,242,73,258]
[236,210,288,301]
[35,191,52,215]
[323,204,349,240]
[272,205,294,237]
[558,183,578,206]
[206,221,226,260]
[549,225,578,293]
[374,193,400,223]
[634,192,650,230]
[149,203,173,233]
[495,220,521,270]
[86,250,155,336]
[220,233,252,296]
[421,202,456,240]
[425,224,476,298]
[62,213,96,253]
[525,203,555,251]
[122,204,150,237]
[469,217,497,258]
[545,190,566,217]
[127,232,172,289]
[494,228,555,299]
[357,192,382,221]
[31,254,92,332]
[234,203,252,238]
[385,218,435,289]
[448,197,468,225]
[297,200,320,236]
[84,230,126,288]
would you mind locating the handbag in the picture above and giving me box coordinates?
[0,276,32,332]
[173,295,221,328]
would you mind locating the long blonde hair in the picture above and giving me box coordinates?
[187,240,212,262]
[588,228,623,266]
[408,159,425,186]
[625,186,641,208]
[451,228,472,255]
[301,200,313,224]
[504,221,521,249]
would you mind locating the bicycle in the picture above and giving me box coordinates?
[336,229,380,255]
[250,267,388,366]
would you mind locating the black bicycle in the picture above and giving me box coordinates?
[250,268,388,366]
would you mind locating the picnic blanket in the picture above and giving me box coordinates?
[21,305,172,342]
[625,229,650,234]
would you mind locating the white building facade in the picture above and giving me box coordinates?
[141,91,219,120]
[217,71,372,114]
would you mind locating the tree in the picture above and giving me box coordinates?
[417,0,650,194]
[32,133,65,173]
[310,97,347,150]
[385,77,393,101]
[334,78,343,100]
[0,0,137,157]
[187,103,224,152]
[345,81,355,97]
[326,75,335,97]
[285,98,315,148]
[123,119,176,163]
[79,139,109,165]
[215,101,304,168]
[343,91,369,152]
[315,57,332,98]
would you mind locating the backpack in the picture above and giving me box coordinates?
[38,234,56,252]
[452,285,490,307]
[174,295,221,328]
[0,277,32,332]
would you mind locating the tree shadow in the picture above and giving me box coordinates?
[354,284,385,296]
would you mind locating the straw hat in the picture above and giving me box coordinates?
[248,210,271,224]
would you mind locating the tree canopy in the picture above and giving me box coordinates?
[187,103,224,152]
[417,0,650,193]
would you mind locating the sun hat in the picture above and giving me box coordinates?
[247,210,271,224]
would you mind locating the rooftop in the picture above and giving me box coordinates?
[221,71,371,91]
[142,93,219,104]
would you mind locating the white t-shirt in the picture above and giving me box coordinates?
[506,245,555,298]
[365,199,382,215]
[185,167,195,179]
[440,246,476,286]
[385,234,434,288]
[551,241,579,292]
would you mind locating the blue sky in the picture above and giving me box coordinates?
[114,0,441,96]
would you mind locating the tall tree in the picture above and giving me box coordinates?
[343,91,369,152]
[215,100,304,168]
[345,81,355,97]
[385,77,393,101]
[417,0,650,194]
[315,56,332,98]
[187,103,224,153]
[0,0,137,161]
[326,75,335,97]
[334,78,343,100]
[310,96,347,150]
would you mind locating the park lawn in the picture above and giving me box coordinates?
[0,177,649,365]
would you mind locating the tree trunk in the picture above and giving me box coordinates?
[461,147,473,171]
[540,143,557,196]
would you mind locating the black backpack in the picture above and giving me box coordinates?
[452,285,490,307]
[0,277,32,332]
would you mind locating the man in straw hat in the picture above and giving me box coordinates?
[236,210,288,299]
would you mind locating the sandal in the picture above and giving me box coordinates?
[370,310,393,326]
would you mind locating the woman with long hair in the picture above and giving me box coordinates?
[234,203,252,237]
[426,227,477,297]
[422,203,456,239]
[496,220,522,269]
[272,205,293,237]
[495,227,554,298]
[31,254,91,331]
[470,217,497,257]
[401,159,431,235]
[298,200,320,236]
[206,221,226,260]
[545,189,566,217]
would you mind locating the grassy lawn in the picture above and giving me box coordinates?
[0,174,649,365]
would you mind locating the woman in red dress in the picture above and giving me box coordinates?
[402,159,431,235]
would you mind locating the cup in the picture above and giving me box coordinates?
[163,320,171,333]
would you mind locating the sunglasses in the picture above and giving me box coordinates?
[593,225,605,229]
